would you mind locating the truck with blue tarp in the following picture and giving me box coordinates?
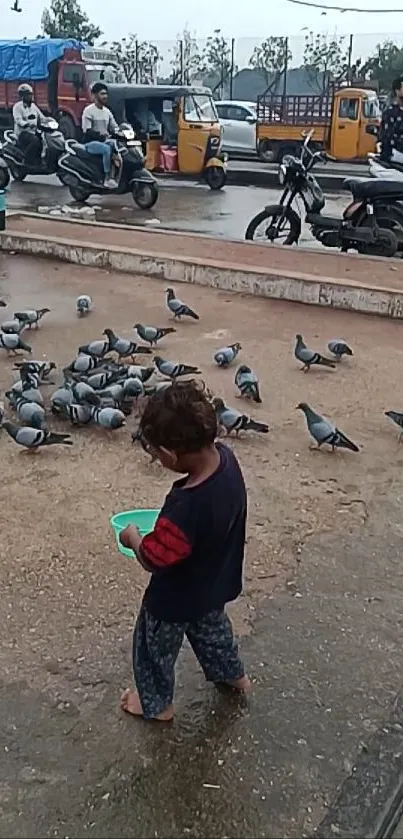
[0,38,121,138]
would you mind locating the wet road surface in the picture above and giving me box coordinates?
[6,174,347,245]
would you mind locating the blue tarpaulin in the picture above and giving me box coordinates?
[0,39,85,81]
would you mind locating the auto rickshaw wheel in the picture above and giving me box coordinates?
[132,182,159,210]
[205,166,226,190]
[69,184,91,202]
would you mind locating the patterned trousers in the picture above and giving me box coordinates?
[133,604,245,719]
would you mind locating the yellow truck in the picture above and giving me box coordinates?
[256,86,381,163]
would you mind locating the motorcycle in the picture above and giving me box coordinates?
[57,124,158,210]
[0,117,65,183]
[0,145,10,189]
[245,129,403,258]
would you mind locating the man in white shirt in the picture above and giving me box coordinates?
[13,83,44,165]
[82,82,120,189]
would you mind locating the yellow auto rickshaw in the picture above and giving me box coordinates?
[107,84,226,189]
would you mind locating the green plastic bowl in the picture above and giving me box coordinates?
[110,509,160,558]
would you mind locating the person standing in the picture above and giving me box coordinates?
[81,82,120,189]
[380,76,403,162]
[12,83,44,165]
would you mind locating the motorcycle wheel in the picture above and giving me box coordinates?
[69,184,91,203]
[245,205,301,245]
[9,165,26,182]
[132,182,158,210]
[357,207,403,257]
[0,167,10,189]
[205,166,226,190]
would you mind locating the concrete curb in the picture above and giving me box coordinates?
[2,227,403,319]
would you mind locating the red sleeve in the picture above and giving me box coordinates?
[140,516,192,572]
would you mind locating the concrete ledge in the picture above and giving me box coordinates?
[2,227,403,319]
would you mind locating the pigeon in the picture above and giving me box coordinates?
[1,318,26,334]
[2,420,72,450]
[6,392,46,429]
[125,365,155,383]
[294,334,336,372]
[134,323,176,347]
[76,294,92,316]
[12,379,44,406]
[51,386,74,414]
[103,328,152,361]
[18,363,41,389]
[78,338,111,359]
[11,0,22,12]
[65,354,99,375]
[132,426,157,462]
[0,332,32,355]
[385,410,403,441]
[13,308,50,329]
[61,403,95,426]
[296,403,359,452]
[235,365,261,403]
[0,300,6,307]
[123,377,145,398]
[154,356,200,379]
[212,397,269,436]
[166,287,199,320]
[327,339,353,361]
[0,399,4,426]
[83,370,122,391]
[214,343,242,368]
[92,407,126,429]
[14,360,56,382]
[144,379,172,396]
[68,380,100,406]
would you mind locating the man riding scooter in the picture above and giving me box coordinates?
[82,82,121,189]
[12,83,45,165]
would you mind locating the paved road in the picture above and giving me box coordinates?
[6,175,347,245]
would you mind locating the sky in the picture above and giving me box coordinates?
[3,0,403,70]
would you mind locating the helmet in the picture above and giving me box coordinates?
[18,83,33,95]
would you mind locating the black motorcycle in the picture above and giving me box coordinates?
[57,124,158,210]
[245,130,403,258]
[0,117,66,182]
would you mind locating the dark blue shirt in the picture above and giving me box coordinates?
[140,442,247,622]
[380,103,403,160]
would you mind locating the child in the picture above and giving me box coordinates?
[119,381,250,721]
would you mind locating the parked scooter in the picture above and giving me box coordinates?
[0,144,10,189]
[58,124,158,209]
[245,129,403,257]
[1,117,65,182]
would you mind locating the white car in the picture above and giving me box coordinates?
[215,100,257,156]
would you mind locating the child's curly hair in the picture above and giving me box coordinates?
[140,381,217,453]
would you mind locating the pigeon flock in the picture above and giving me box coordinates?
[0,285,400,458]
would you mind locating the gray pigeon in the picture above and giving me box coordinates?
[123,377,145,398]
[235,365,261,403]
[12,379,44,406]
[0,332,32,355]
[13,308,50,329]
[6,392,46,429]
[76,294,92,316]
[69,380,100,406]
[92,407,126,430]
[212,397,269,436]
[166,287,199,320]
[14,360,56,382]
[214,343,242,368]
[78,337,111,359]
[83,370,122,391]
[125,364,155,383]
[154,356,200,379]
[134,323,176,346]
[385,410,403,441]
[98,383,125,407]
[327,339,353,361]
[294,334,336,372]
[65,354,99,375]
[296,402,359,452]
[103,328,152,361]
[1,318,26,334]
[50,386,74,414]
[61,403,95,426]
[144,380,172,396]
[0,399,4,426]
[0,300,6,307]
[2,420,72,450]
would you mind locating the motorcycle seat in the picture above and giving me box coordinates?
[344,177,403,198]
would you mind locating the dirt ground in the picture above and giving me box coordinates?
[0,253,403,712]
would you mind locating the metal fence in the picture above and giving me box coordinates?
[127,32,403,99]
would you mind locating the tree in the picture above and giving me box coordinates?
[303,31,349,92]
[170,28,203,84]
[201,29,233,97]
[41,0,102,44]
[249,37,292,93]
[108,34,160,84]
[361,40,403,94]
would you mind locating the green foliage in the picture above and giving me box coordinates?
[108,34,160,84]
[41,0,102,44]
[249,37,292,90]
[303,31,349,91]
[361,40,403,94]
[170,28,203,84]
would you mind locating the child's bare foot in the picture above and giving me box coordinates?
[120,688,174,721]
[216,674,252,692]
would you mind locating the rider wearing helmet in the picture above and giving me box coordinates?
[12,83,45,164]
